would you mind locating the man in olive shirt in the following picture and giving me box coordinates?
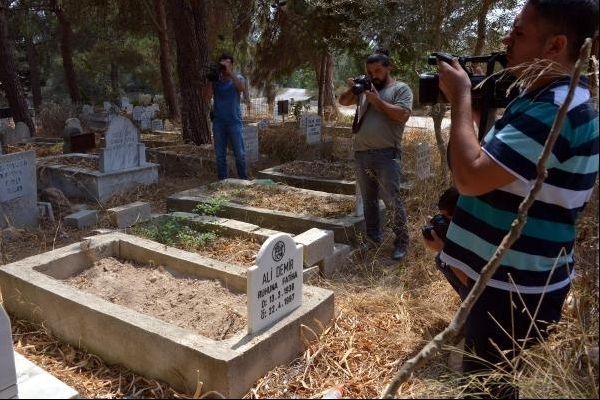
[339,50,413,261]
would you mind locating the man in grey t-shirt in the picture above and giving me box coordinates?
[339,50,413,261]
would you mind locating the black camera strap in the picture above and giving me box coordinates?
[352,97,369,134]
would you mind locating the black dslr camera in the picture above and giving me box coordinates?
[421,214,451,242]
[419,52,517,108]
[351,75,372,95]
[206,62,226,82]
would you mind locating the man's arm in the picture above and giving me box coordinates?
[231,74,245,93]
[365,90,410,124]
[438,59,516,196]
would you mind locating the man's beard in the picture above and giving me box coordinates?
[372,76,388,90]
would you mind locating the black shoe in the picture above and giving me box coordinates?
[391,247,407,261]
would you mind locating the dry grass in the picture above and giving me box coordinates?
[277,160,355,181]
[1,121,597,399]
[4,142,63,157]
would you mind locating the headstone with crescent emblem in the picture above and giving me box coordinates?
[247,233,303,334]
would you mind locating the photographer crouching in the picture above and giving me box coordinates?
[430,0,599,396]
[338,49,413,261]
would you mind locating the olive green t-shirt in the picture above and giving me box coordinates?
[353,81,413,152]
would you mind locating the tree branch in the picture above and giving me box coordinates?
[381,37,593,399]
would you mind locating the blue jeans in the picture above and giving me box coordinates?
[212,122,248,180]
[355,148,409,250]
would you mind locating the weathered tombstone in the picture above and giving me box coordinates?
[103,101,111,112]
[243,123,259,163]
[140,118,151,131]
[415,142,433,180]
[132,106,144,121]
[99,116,147,172]
[120,97,131,109]
[151,119,164,132]
[62,118,95,154]
[82,104,94,115]
[0,305,18,399]
[2,122,30,145]
[0,151,38,228]
[247,233,303,334]
[299,114,322,145]
[37,201,55,223]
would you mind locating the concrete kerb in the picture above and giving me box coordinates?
[256,166,355,195]
[0,232,334,398]
[166,185,378,246]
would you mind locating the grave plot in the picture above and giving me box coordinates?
[258,159,412,195]
[36,116,158,203]
[257,159,355,195]
[0,232,334,397]
[139,131,182,148]
[167,179,381,245]
[4,139,63,157]
[146,144,231,177]
[134,212,349,277]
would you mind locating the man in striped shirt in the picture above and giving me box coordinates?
[434,0,599,393]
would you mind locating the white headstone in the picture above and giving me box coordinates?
[103,101,111,112]
[0,151,38,228]
[415,142,433,180]
[0,305,18,399]
[99,116,146,172]
[243,123,259,163]
[64,118,82,132]
[151,119,164,132]
[247,233,303,334]
[132,106,144,121]
[140,118,151,131]
[82,104,93,115]
[300,114,322,145]
[120,97,131,109]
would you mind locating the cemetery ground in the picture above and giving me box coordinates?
[1,126,598,399]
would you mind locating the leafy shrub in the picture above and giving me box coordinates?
[133,216,217,251]
[193,195,228,216]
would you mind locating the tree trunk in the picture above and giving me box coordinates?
[153,0,180,121]
[473,0,495,55]
[316,54,326,117]
[265,79,275,116]
[110,62,119,99]
[51,0,80,104]
[25,36,42,113]
[323,52,338,120]
[431,103,448,177]
[0,2,34,135]
[170,0,211,145]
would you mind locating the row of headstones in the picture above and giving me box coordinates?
[81,98,165,132]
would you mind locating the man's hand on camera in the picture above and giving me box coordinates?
[437,58,471,105]
[423,230,444,252]
[364,86,381,106]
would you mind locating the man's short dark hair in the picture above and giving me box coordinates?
[219,53,234,64]
[528,0,599,61]
[438,186,459,216]
[366,48,391,66]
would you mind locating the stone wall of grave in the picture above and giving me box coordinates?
[0,151,38,228]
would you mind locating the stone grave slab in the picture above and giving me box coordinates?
[0,151,38,228]
[167,180,383,245]
[243,123,259,164]
[247,233,303,334]
[0,232,334,398]
[37,117,158,202]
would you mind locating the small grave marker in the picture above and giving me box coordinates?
[0,151,38,228]
[132,106,144,121]
[247,233,303,334]
[243,124,259,163]
[415,142,433,180]
[151,119,164,132]
[103,101,111,112]
[82,105,93,115]
[0,305,18,399]
[299,114,322,145]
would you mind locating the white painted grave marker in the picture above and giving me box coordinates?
[99,116,146,172]
[415,142,433,180]
[132,106,144,121]
[243,123,259,163]
[0,305,18,399]
[151,119,164,132]
[247,233,303,334]
[300,114,322,145]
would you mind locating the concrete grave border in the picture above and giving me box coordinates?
[166,180,382,245]
[257,164,355,195]
[0,232,334,398]
[146,145,236,177]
